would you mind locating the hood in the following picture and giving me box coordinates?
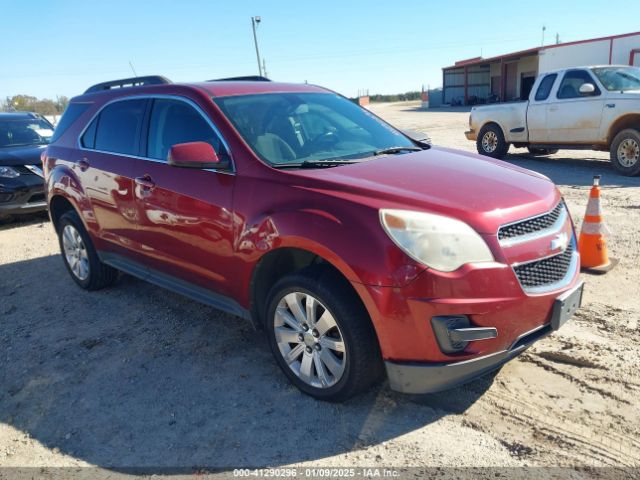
[0,145,46,166]
[289,147,559,234]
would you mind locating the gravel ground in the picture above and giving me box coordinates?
[0,101,638,476]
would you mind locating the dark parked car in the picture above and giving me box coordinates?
[0,112,53,220]
[43,76,582,401]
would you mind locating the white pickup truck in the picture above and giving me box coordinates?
[465,65,640,176]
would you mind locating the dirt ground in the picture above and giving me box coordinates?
[0,101,638,476]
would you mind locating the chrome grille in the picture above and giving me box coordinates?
[498,201,564,241]
[513,243,574,289]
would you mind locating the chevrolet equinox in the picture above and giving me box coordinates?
[43,75,584,401]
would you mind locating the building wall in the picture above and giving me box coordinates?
[611,33,640,64]
[516,55,539,96]
[539,40,611,72]
[539,34,640,71]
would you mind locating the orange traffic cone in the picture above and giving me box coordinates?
[578,175,617,274]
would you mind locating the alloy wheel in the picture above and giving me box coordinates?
[617,138,639,167]
[62,224,90,281]
[273,292,346,389]
[482,131,498,153]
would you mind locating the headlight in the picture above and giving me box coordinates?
[380,209,494,272]
[0,166,20,178]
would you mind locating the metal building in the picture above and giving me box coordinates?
[442,31,640,106]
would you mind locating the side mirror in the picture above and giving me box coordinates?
[167,141,222,169]
[579,83,596,95]
[402,129,432,146]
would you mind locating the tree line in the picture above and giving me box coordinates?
[1,95,69,115]
[368,91,422,102]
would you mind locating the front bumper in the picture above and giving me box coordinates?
[0,175,47,215]
[385,323,551,394]
[464,129,476,141]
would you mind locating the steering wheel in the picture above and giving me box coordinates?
[308,130,341,149]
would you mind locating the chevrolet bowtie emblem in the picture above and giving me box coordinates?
[550,232,569,252]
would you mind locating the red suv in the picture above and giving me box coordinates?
[43,75,583,401]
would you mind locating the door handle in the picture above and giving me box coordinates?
[78,158,90,171]
[606,103,616,108]
[548,106,558,111]
[135,175,156,191]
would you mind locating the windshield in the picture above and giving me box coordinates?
[214,92,416,166]
[592,66,640,92]
[0,117,54,148]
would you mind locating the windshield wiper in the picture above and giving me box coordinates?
[374,146,422,156]
[272,160,358,169]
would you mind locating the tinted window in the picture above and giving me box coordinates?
[94,99,147,155]
[147,99,225,161]
[557,70,600,99]
[534,74,557,101]
[51,103,90,143]
[81,117,98,148]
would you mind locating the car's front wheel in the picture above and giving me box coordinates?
[57,210,118,290]
[610,128,640,176]
[265,266,383,402]
[477,124,509,158]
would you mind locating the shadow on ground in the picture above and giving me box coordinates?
[0,254,493,469]
[0,211,49,231]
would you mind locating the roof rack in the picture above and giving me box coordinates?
[207,76,271,82]
[84,75,172,94]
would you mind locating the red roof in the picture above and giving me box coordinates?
[189,81,327,97]
[74,81,328,102]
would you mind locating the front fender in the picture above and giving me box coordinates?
[237,205,425,290]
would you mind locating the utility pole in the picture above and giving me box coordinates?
[251,16,263,77]
[555,33,560,44]
[541,25,546,46]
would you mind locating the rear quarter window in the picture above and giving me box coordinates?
[50,103,91,143]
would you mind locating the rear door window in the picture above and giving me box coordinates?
[534,74,557,101]
[94,99,147,155]
[146,98,226,161]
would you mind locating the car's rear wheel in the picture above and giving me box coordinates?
[610,128,640,176]
[265,266,383,402]
[477,124,509,159]
[527,147,559,156]
[58,210,118,290]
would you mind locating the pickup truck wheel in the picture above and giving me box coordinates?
[610,129,640,176]
[527,147,559,156]
[265,267,383,402]
[477,124,508,159]
[58,210,119,290]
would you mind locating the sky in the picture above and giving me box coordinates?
[2,0,639,100]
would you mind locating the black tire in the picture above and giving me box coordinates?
[476,124,509,158]
[527,147,559,156]
[265,266,383,402]
[57,210,118,290]
[609,128,640,176]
